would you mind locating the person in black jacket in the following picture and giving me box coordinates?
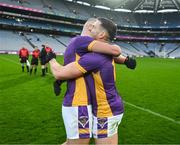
[39,45,47,76]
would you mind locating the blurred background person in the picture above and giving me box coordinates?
[39,44,52,76]
[19,46,29,72]
[30,46,40,75]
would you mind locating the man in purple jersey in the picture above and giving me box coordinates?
[49,18,124,145]
[47,18,136,145]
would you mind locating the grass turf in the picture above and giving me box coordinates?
[0,54,179,144]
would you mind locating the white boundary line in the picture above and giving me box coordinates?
[0,55,179,125]
[124,101,180,125]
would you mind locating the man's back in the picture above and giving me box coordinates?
[63,36,95,107]
[76,52,124,118]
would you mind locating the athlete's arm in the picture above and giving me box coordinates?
[114,55,127,64]
[49,53,105,80]
[74,36,121,57]
[114,55,137,69]
[48,51,109,80]
[89,41,121,57]
[49,59,83,80]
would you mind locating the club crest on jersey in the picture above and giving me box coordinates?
[78,116,89,128]
[98,118,108,129]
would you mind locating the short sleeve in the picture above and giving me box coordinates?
[74,36,96,56]
[75,53,109,73]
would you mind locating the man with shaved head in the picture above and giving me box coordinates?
[47,17,136,145]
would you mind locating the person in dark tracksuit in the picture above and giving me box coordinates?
[39,44,52,76]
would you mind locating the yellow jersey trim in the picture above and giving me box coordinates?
[72,54,88,106]
[112,60,116,81]
[88,40,97,51]
[92,71,113,117]
[75,62,87,74]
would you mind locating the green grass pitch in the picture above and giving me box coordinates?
[0,54,180,144]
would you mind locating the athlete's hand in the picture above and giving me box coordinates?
[53,80,64,96]
[124,56,136,69]
[46,52,56,63]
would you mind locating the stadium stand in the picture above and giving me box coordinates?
[115,41,180,58]
[0,30,32,52]
[0,0,180,28]
[0,29,179,57]
[0,30,68,53]
[0,0,179,58]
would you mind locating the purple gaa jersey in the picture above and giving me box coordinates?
[63,35,95,106]
[75,53,124,118]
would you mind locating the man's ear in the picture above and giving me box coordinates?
[88,23,94,31]
[98,31,107,40]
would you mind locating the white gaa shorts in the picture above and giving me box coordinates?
[92,113,123,139]
[62,105,93,139]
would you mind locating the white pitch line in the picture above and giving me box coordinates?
[1,55,179,125]
[124,101,180,125]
